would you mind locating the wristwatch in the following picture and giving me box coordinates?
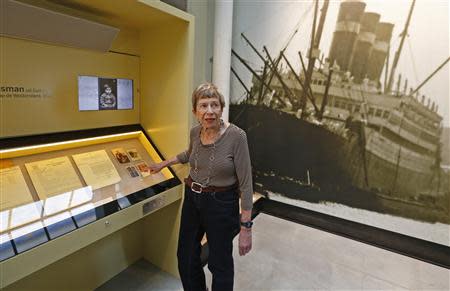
[240,220,253,229]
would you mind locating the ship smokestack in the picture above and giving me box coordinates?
[328,0,366,71]
[366,22,394,81]
[349,12,380,82]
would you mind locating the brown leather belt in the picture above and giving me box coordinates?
[184,176,238,194]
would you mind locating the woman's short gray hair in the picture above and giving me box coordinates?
[192,82,225,111]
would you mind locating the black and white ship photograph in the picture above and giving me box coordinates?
[230,0,450,246]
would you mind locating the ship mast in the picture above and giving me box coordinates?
[385,0,416,93]
[387,1,417,194]
[263,46,298,106]
[230,66,251,99]
[240,32,290,103]
[300,0,329,118]
[281,51,319,112]
[411,56,450,96]
[231,49,287,107]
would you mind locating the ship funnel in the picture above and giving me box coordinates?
[349,12,380,82]
[366,22,394,81]
[328,1,366,72]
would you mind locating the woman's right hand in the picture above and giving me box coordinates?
[149,162,165,174]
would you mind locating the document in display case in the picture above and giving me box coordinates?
[0,166,33,210]
[25,156,83,199]
[72,150,121,190]
[0,125,181,261]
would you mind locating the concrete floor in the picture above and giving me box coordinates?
[96,259,182,291]
[98,213,450,290]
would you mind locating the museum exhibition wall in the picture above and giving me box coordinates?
[0,0,194,289]
[229,0,449,247]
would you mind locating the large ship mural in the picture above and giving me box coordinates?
[230,0,450,223]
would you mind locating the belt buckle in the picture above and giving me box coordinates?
[191,182,203,194]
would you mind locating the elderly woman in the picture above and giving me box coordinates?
[150,82,253,291]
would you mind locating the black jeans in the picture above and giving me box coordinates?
[178,186,240,291]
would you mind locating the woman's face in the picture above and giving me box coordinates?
[194,97,223,129]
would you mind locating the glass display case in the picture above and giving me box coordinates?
[0,125,181,262]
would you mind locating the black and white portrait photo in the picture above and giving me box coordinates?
[78,76,133,111]
[98,78,117,110]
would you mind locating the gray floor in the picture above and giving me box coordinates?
[96,259,182,291]
[98,214,450,290]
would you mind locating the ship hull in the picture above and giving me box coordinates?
[231,103,449,223]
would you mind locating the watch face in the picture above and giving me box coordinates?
[241,221,253,228]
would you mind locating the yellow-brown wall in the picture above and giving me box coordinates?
[0,36,140,138]
[139,20,192,159]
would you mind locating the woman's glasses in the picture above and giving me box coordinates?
[197,100,221,112]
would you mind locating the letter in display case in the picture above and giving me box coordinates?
[25,156,83,199]
[0,166,33,210]
[72,150,121,190]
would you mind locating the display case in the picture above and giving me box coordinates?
[0,125,182,286]
[1,0,193,288]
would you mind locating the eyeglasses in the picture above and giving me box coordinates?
[196,101,221,112]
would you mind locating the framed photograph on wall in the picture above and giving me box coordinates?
[78,76,133,111]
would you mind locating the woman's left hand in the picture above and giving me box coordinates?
[238,228,252,256]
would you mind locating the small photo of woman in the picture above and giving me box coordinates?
[126,149,142,161]
[136,161,151,177]
[111,148,130,164]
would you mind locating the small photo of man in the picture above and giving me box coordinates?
[127,149,142,161]
[126,166,140,178]
[98,78,117,110]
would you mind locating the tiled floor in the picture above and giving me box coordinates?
[98,213,450,290]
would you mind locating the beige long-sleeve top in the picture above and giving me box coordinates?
[176,124,253,210]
